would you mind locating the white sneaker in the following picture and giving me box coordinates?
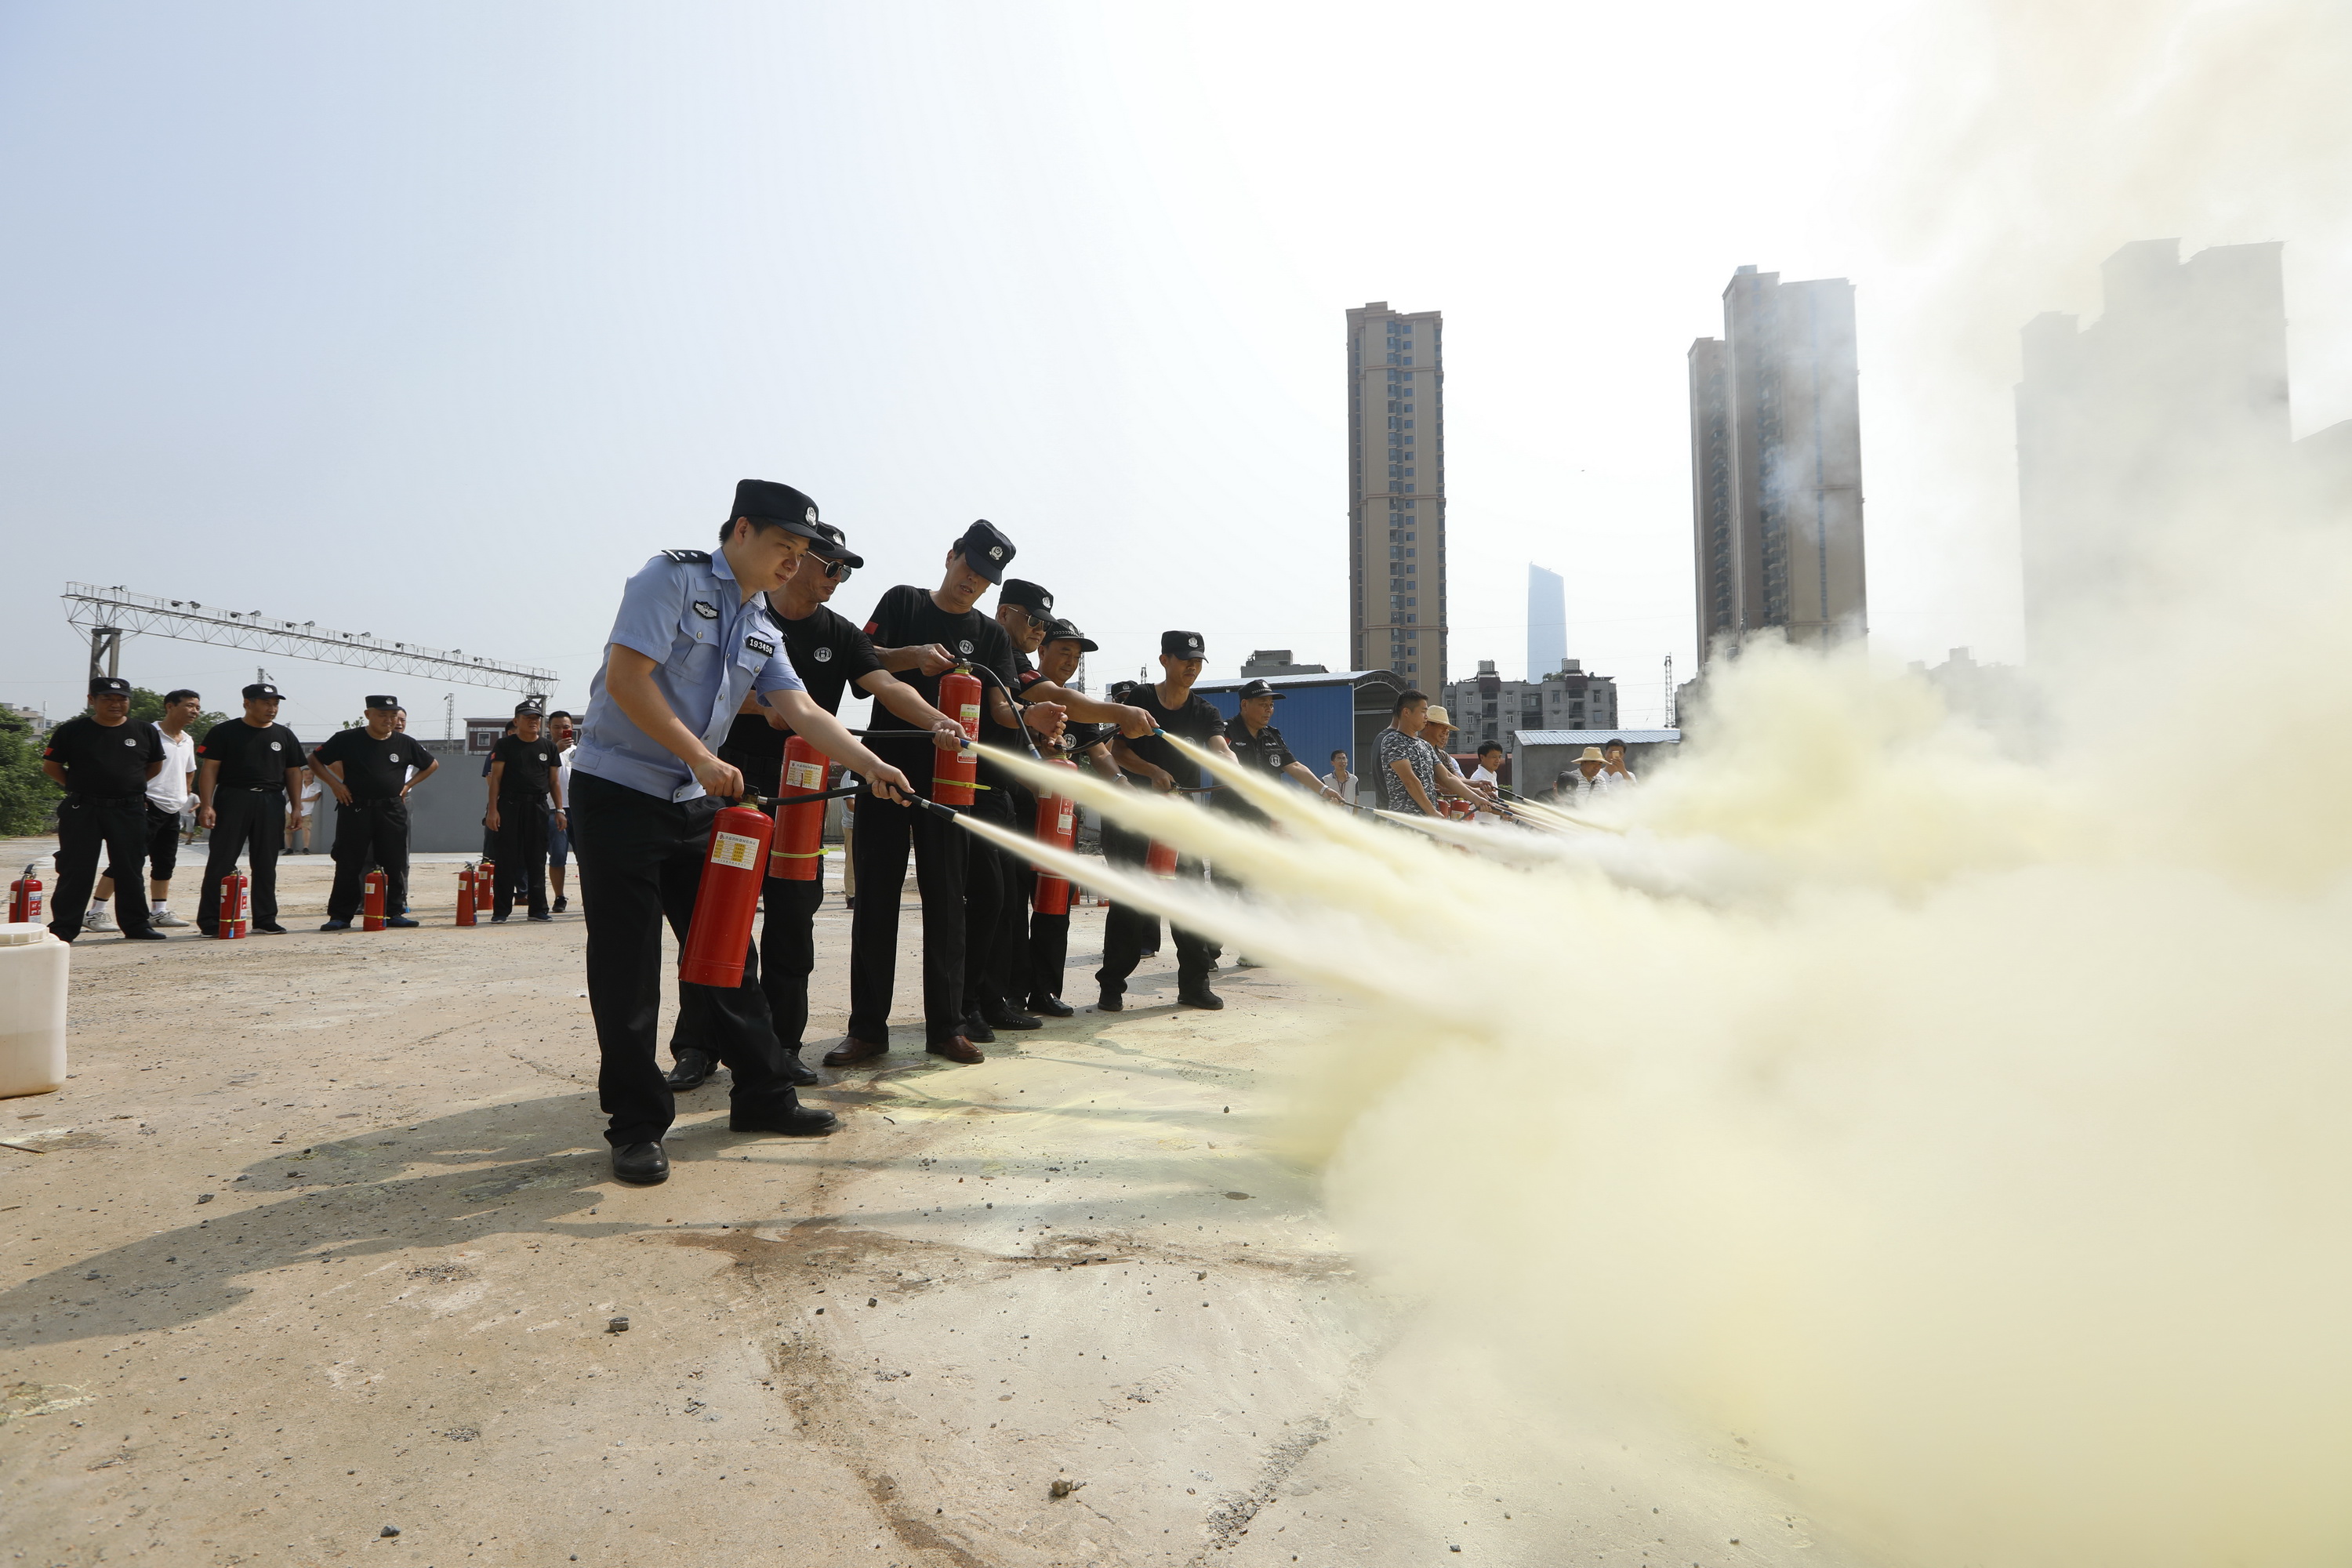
[84,904,116,931]
[151,908,191,928]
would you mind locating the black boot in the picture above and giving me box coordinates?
[664,1048,718,1091]
[779,1046,819,1087]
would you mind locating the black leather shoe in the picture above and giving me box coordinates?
[1096,988,1123,1012]
[122,928,168,942]
[961,1013,996,1044]
[665,1049,718,1091]
[319,919,352,932]
[252,923,289,935]
[982,1004,1043,1031]
[387,916,419,929]
[1027,993,1075,1018]
[612,1142,669,1184]
[1178,985,1225,1011]
[926,1036,985,1064]
[729,1105,837,1136]
[779,1047,819,1087]
[824,1037,887,1067]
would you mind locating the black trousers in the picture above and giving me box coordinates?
[326,797,412,920]
[1030,911,1070,1004]
[102,803,183,890]
[492,794,549,918]
[756,873,827,1051]
[571,771,800,1147]
[198,787,284,931]
[1096,821,1219,994]
[848,771,969,1048]
[982,785,1043,1011]
[50,796,156,941]
[961,789,1025,1019]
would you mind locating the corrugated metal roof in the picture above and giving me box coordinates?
[1194,670,1401,692]
[1512,728,1682,744]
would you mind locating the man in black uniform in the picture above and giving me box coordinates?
[311,695,439,931]
[194,682,306,935]
[1022,619,1115,1012]
[487,701,563,922]
[1216,678,1341,824]
[963,577,1059,1039]
[827,522,1065,1069]
[38,677,168,943]
[1098,631,1237,1011]
[666,521,965,1092]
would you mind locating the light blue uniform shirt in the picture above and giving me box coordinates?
[573,548,804,801]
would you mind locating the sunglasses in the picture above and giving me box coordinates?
[817,558,853,580]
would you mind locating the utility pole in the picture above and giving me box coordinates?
[1663,653,1676,728]
[443,693,456,741]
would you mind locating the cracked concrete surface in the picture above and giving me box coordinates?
[3,850,1854,1566]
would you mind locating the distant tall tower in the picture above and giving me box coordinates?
[1347,303,1447,682]
[1687,265,1867,667]
[2016,240,2290,655]
[1526,564,1565,681]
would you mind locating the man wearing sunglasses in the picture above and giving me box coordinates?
[664,521,966,1094]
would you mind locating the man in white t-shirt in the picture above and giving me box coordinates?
[1319,749,1356,807]
[547,710,578,912]
[1468,741,1508,826]
[87,688,203,930]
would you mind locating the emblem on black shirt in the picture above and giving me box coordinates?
[957,640,974,655]
[812,647,833,662]
[746,635,775,657]
[269,741,282,751]
[123,736,136,746]
[692,600,719,620]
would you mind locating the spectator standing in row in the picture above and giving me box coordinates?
[1468,740,1508,826]
[288,764,328,853]
[1320,749,1356,807]
[1604,738,1638,786]
[312,694,437,931]
[547,710,577,912]
[86,688,201,931]
[486,700,563,922]
[40,676,167,942]
[194,682,304,935]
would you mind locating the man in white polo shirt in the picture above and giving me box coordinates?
[86,688,202,931]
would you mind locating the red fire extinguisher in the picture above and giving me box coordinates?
[930,664,983,808]
[1032,760,1079,915]
[477,856,497,909]
[216,870,249,938]
[362,869,387,931]
[7,862,42,925]
[456,863,477,926]
[1145,840,1179,877]
[769,735,829,882]
[677,801,777,988]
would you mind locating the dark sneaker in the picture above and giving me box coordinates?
[319,919,352,932]
[1177,985,1225,1011]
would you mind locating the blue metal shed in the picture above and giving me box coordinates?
[1192,670,1404,793]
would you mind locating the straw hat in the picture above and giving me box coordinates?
[1576,746,1608,763]
[1425,705,1454,728]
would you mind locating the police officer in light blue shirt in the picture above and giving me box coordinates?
[571,478,925,1188]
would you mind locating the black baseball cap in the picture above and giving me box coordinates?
[365,694,398,710]
[1236,678,1284,700]
[243,682,282,701]
[1106,679,1139,702]
[514,699,544,717]
[954,520,1017,584]
[1040,618,1098,652]
[809,521,864,569]
[730,479,829,544]
[89,676,130,697]
[1161,630,1206,659]
[1000,579,1054,617]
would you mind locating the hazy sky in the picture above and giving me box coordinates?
[5,1,2347,738]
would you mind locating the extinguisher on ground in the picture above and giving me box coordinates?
[769,735,829,882]
[1032,760,1080,915]
[929,664,983,808]
[216,870,249,939]
[362,869,387,931]
[477,857,497,907]
[456,862,478,926]
[8,862,42,925]
[677,802,777,989]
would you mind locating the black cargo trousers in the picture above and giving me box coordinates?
[326,797,412,921]
[49,794,156,941]
[570,771,800,1148]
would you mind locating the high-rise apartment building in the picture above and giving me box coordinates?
[1347,303,1447,683]
[1445,657,1619,750]
[1687,266,1867,667]
[1526,564,1565,684]
[2016,240,2291,655]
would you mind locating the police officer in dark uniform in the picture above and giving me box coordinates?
[1216,677,1341,822]
[1098,631,1236,1011]
[569,479,922,1186]
[665,520,965,1092]
[488,701,563,921]
[964,577,1059,1038]
[38,676,167,942]
[194,682,306,935]
[312,694,439,931]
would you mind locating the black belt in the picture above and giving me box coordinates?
[67,793,143,806]
[342,795,406,808]
[223,784,285,793]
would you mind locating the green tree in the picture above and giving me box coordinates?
[0,709,62,837]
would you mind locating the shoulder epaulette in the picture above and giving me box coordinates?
[660,549,711,564]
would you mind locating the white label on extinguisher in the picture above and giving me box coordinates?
[957,702,980,733]
[784,758,825,793]
[710,831,763,869]
[1057,800,1075,833]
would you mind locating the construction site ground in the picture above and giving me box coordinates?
[3,841,1845,1568]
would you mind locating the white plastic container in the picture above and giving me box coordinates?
[0,921,68,1098]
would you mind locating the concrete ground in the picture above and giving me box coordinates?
[3,840,1852,1568]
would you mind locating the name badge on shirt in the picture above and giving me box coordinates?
[746,635,775,657]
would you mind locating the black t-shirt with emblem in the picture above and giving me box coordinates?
[197,719,304,789]
[1117,684,1227,793]
[717,601,885,797]
[314,727,435,803]
[491,732,557,800]
[43,715,165,800]
[860,584,1017,772]
[1215,714,1298,819]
